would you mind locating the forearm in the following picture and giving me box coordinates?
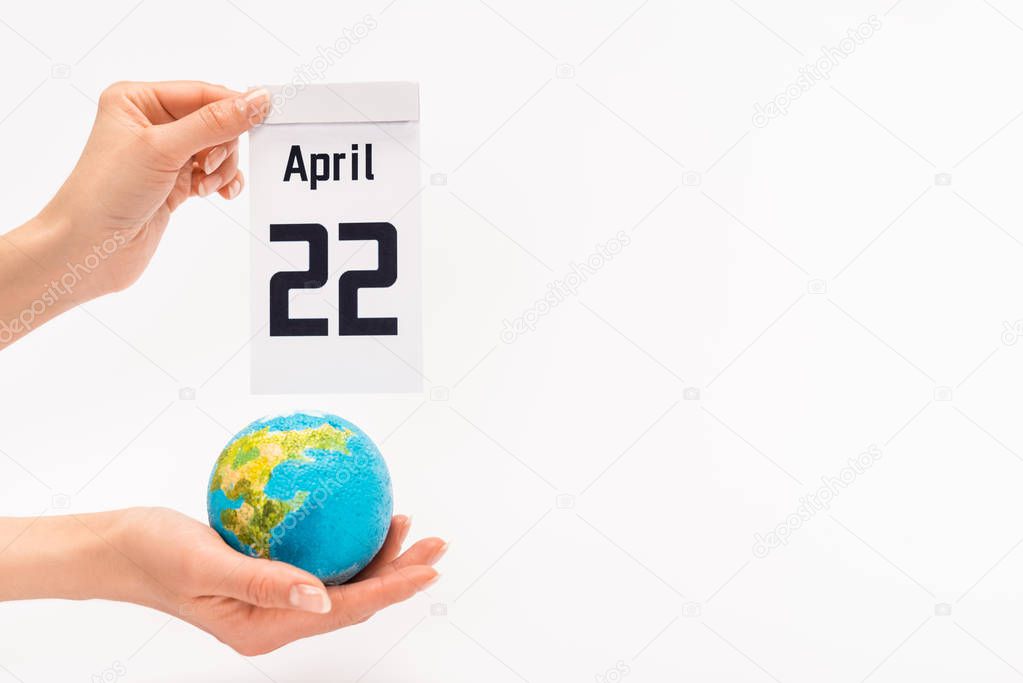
[0,209,101,349]
[0,511,149,605]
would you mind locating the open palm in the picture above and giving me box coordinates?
[111,508,443,655]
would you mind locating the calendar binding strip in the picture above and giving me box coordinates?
[258,82,420,125]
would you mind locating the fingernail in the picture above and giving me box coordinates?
[419,573,441,592]
[289,584,331,614]
[197,176,216,197]
[430,542,449,564]
[236,87,270,119]
[204,146,228,174]
[396,517,412,545]
[226,178,241,199]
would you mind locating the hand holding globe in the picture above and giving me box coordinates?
[183,411,447,653]
[207,412,400,584]
[0,501,445,656]
[0,412,447,656]
[110,506,445,655]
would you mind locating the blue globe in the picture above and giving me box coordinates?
[207,412,393,584]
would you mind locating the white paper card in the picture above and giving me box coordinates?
[249,83,422,394]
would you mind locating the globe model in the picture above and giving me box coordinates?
[207,412,393,584]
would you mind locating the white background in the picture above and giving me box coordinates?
[1,0,1023,681]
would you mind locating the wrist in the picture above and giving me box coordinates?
[35,198,119,301]
[61,511,130,602]
[96,508,177,612]
[0,212,104,348]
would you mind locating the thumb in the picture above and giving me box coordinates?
[156,88,270,164]
[218,555,331,614]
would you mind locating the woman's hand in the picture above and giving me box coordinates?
[0,81,268,347]
[44,80,270,296]
[0,507,445,655]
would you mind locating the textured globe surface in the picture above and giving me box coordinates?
[207,412,393,584]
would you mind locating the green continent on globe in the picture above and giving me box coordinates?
[208,423,354,557]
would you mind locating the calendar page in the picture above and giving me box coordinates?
[249,83,422,394]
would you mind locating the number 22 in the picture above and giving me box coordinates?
[269,222,398,337]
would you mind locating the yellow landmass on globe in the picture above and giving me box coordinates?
[209,423,353,557]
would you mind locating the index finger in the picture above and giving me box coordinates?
[242,564,439,652]
[269,565,438,644]
[355,515,411,579]
[137,80,244,120]
[328,565,438,626]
